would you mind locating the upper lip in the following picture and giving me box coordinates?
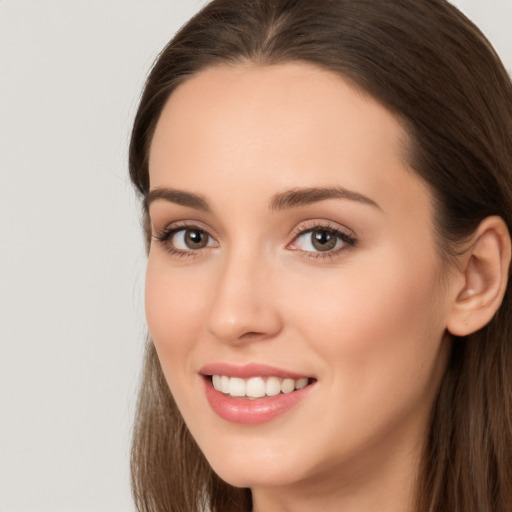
[200,363,312,380]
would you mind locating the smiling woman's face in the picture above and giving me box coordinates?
[145,63,455,502]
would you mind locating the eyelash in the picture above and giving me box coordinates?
[288,222,357,260]
[153,221,358,260]
[153,223,214,258]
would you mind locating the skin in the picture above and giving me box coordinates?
[145,63,459,512]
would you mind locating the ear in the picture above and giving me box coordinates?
[447,216,511,336]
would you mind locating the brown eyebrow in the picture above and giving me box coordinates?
[270,186,381,211]
[145,185,380,214]
[145,188,210,212]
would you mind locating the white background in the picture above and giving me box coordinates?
[0,1,510,511]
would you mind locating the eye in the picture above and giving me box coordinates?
[294,229,343,252]
[289,225,356,255]
[172,228,215,250]
[154,225,218,254]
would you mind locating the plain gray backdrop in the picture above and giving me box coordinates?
[0,1,511,511]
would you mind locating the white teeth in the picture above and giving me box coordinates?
[211,375,310,398]
[281,378,295,394]
[246,377,266,398]
[229,377,246,397]
[296,377,308,390]
[266,376,281,396]
[221,375,230,394]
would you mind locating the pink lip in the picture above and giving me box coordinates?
[200,363,315,425]
[200,362,310,380]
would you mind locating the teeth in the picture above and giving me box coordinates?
[229,377,246,397]
[211,375,310,398]
[246,377,266,398]
[266,376,281,397]
[281,378,295,394]
[296,377,308,390]
[221,375,230,394]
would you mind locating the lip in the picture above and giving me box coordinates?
[200,363,315,425]
[200,362,311,380]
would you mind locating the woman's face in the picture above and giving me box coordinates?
[146,63,454,496]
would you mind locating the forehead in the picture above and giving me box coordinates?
[148,62,431,223]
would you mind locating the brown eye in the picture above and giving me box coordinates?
[183,229,209,249]
[311,230,337,251]
[289,225,356,255]
[169,228,216,251]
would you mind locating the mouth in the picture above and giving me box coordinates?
[200,363,316,424]
[208,374,312,399]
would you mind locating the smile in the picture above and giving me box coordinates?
[201,364,316,424]
[211,375,309,398]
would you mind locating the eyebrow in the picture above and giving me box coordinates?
[144,188,210,212]
[145,185,381,213]
[270,186,381,211]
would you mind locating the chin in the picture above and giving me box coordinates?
[211,463,302,490]
[199,440,312,489]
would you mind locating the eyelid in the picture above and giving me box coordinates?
[288,219,356,241]
[152,220,219,256]
[286,219,358,258]
[153,219,217,240]
[152,218,357,260]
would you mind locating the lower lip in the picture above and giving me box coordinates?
[203,378,314,424]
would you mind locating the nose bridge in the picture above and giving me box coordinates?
[206,243,282,344]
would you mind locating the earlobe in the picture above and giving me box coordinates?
[447,216,511,337]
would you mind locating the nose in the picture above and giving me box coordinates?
[205,250,283,345]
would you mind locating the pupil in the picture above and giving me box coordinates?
[312,230,336,251]
[186,229,206,248]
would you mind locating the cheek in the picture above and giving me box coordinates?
[144,258,208,366]
[276,251,449,460]
[285,248,448,388]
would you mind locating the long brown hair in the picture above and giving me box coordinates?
[129,1,512,511]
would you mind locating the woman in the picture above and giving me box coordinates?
[129,1,512,511]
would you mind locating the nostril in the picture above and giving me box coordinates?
[239,331,265,340]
